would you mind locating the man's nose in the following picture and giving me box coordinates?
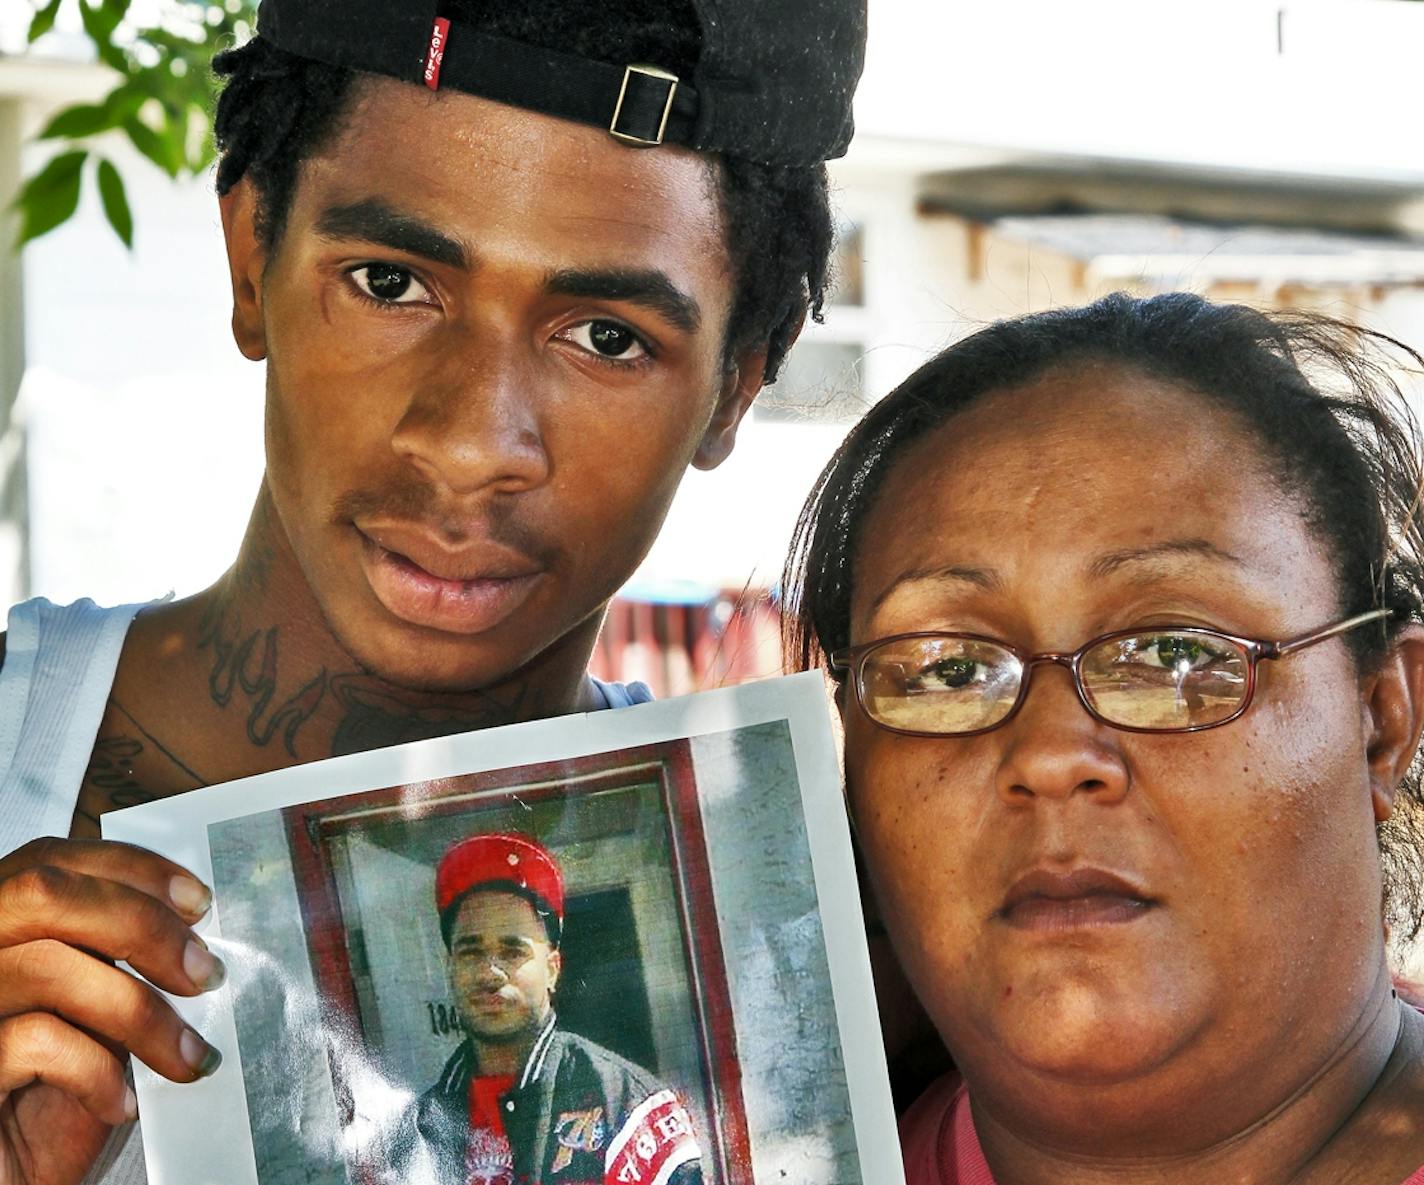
[473,956,508,987]
[390,330,551,497]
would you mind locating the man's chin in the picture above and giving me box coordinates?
[466,1020,537,1044]
[325,601,542,694]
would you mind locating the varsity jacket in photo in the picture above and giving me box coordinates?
[384,1014,703,1185]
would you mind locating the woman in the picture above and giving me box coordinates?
[785,292,1424,1183]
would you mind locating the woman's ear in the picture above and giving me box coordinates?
[1363,624,1424,822]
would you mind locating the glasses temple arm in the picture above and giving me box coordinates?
[1270,608,1393,657]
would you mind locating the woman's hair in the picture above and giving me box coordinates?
[210,0,833,381]
[783,290,1424,940]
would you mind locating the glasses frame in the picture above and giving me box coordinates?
[829,609,1393,738]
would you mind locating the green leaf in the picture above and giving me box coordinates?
[36,82,146,142]
[122,115,180,177]
[27,0,62,43]
[99,81,149,123]
[11,150,86,248]
[36,103,111,141]
[96,158,133,249]
[78,0,128,71]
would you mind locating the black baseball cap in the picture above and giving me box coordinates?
[256,0,866,167]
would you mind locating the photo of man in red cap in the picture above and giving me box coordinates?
[390,832,700,1185]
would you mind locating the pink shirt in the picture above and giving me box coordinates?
[900,1074,1424,1185]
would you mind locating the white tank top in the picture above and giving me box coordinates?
[0,595,651,1185]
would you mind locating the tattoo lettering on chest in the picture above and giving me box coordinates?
[197,601,329,758]
[77,723,203,831]
[83,737,157,813]
[77,703,209,828]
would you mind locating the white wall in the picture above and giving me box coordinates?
[856,0,1424,186]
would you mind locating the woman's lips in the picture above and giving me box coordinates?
[997,866,1155,933]
[355,530,543,635]
[999,894,1152,932]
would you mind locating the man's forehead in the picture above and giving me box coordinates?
[301,80,726,247]
[453,889,546,933]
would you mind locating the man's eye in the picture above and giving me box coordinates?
[563,320,649,361]
[349,263,433,305]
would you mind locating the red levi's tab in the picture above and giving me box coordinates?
[604,1089,699,1185]
[424,16,450,90]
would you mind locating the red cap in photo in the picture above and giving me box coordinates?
[435,832,566,922]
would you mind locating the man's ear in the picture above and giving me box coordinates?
[695,307,813,470]
[693,345,769,471]
[547,947,563,995]
[219,180,269,362]
[1364,624,1424,822]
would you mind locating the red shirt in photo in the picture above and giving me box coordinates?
[465,1073,517,1185]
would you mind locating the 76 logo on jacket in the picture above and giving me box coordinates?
[605,1090,700,1185]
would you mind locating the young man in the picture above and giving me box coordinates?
[0,2,865,1183]
[391,834,699,1185]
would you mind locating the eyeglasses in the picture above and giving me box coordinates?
[830,609,1391,737]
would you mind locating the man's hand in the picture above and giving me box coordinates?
[0,838,226,1185]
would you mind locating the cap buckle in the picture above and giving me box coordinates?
[610,64,679,147]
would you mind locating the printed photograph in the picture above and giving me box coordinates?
[207,720,866,1185]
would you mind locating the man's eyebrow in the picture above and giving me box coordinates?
[453,933,535,948]
[867,563,1004,619]
[544,267,702,333]
[312,199,468,269]
[1088,538,1245,580]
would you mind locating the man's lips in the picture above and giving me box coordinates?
[354,523,545,635]
[996,866,1156,932]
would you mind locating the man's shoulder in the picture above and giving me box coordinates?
[549,1030,702,1183]
[551,1027,663,1094]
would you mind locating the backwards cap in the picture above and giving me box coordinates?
[256,0,866,167]
[436,832,565,928]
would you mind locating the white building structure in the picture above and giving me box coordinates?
[1,0,1423,611]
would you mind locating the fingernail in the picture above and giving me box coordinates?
[169,875,212,918]
[183,939,226,991]
[179,1028,222,1078]
[123,1087,138,1122]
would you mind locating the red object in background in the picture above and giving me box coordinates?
[590,590,781,697]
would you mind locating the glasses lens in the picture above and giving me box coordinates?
[859,636,1023,734]
[1080,631,1249,730]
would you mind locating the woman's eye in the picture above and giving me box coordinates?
[349,263,433,305]
[1154,638,1202,666]
[1136,635,1222,670]
[563,320,649,361]
[912,658,985,691]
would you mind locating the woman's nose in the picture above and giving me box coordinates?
[994,662,1130,805]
